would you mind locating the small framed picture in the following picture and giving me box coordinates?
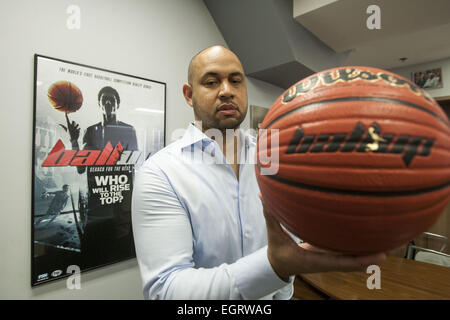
[412,67,443,90]
[250,105,269,132]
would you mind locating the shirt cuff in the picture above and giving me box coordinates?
[229,246,292,300]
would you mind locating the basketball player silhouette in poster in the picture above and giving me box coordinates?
[65,86,138,269]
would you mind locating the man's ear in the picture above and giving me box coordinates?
[182,84,193,108]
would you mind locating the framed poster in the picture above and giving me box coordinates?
[32,55,166,286]
[412,68,443,90]
[250,105,269,132]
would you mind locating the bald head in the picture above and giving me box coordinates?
[182,45,248,132]
[187,45,243,85]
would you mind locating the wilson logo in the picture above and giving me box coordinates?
[282,68,432,104]
[286,122,434,166]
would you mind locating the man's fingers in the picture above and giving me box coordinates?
[59,124,68,132]
[262,206,280,232]
[299,242,332,254]
[259,194,284,233]
[259,193,388,275]
[337,252,386,272]
[299,248,387,273]
[353,252,387,268]
[65,113,70,126]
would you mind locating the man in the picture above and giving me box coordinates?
[415,72,425,88]
[65,86,138,269]
[423,72,436,89]
[132,45,385,300]
[66,86,138,162]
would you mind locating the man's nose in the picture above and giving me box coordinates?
[219,81,234,99]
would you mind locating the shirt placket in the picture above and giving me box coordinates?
[210,141,245,257]
[239,140,251,256]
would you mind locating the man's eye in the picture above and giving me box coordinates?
[231,78,242,84]
[205,80,217,86]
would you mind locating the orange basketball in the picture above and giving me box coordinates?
[47,81,83,113]
[256,66,450,254]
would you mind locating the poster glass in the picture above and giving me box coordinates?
[32,55,166,285]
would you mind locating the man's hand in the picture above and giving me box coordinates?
[259,194,386,280]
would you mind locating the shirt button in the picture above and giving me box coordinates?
[244,232,249,238]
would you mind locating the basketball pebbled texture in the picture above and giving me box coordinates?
[256,66,450,254]
[47,81,83,113]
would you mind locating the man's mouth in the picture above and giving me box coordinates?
[218,103,237,115]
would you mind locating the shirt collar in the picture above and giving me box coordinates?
[179,122,208,150]
[179,122,255,154]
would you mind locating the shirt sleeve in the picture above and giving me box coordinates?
[131,158,292,300]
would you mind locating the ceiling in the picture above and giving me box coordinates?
[204,0,450,89]
[294,0,450,70]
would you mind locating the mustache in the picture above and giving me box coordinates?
[216,102,239,111]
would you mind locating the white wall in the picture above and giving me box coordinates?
[390,57,450,98]
[0,0,283,299]
[243,77,285,129]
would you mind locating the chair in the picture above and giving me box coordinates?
[406,232,450,267]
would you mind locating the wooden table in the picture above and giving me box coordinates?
[294,256,450,300]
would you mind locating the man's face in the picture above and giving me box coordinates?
[184,47,248,131]
[99,93,118,120]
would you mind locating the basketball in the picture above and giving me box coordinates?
[47,81,83,113]
[256,66,450,254]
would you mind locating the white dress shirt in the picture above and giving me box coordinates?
[132,123,293,300]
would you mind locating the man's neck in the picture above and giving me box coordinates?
[222,131,239,165]
[103,115,117,126]
[195,122,241,169]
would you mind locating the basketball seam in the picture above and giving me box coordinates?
[257,144,450,158]
[259,164,450,170]
[257,141,450,152]
[260,116,450,138]
[263,184,449,218]
[256,165,450,197]
[263,97,450,130]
